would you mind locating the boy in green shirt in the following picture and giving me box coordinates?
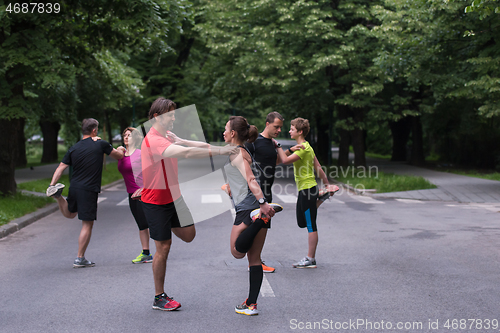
[276,117,339,268]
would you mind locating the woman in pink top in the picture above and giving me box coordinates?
[117,127,152,264]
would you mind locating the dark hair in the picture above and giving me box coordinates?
[82,118,99,135]
[122,127,143,149]
[290,117,310,137]
[148,97,176,120]
[266,111,284,124]
[229,116,258,143]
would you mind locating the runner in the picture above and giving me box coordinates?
[141,97,236,311]
[223,116,278,316]
[245,111,303,273]
[46,118,125,268]
[275,117,339,268]
[117,127,153,264]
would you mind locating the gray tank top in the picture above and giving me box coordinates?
[224,146,259,212]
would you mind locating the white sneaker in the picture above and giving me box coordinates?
[46,183,65,198]
[293,257,317,268]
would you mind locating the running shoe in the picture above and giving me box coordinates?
[248,260,276,273]
[132,253,153,264]
[250,203,284,223]
[73,257,95,268]
[152,293,181,311]
[235,299,258,316]
[292,257,317,269]
[46,183,65,198]
[318,184,340,202]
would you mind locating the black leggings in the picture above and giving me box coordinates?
[128,193,149,230]
[296,186,318,233]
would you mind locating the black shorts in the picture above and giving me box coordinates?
[234,209,271,228]
[128,193,148,231]
[142,196,194,241]
[296,186,318,232]
[67,187,99,221]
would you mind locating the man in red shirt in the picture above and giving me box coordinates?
[141,97,235,311]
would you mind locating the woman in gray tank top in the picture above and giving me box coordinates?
[222,116,275,316]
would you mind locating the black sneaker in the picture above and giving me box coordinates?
[152,293,181,311]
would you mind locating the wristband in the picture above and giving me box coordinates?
[288,148,293,154]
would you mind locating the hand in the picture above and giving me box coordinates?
[221,183,232,197]
[166,131,182,144]
[116,146,126,153]
[259,202,275,218]
[91,136,101,141]
[292,144,305,152]
[219,145,239,155]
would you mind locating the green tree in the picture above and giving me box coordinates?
[0,0,188,195]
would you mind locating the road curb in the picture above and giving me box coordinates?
[0,203,59,239]
[0,179,124,240]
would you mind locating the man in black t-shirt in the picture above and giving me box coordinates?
[47,118,125,268]
[245,112,303,273]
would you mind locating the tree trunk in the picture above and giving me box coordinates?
[40,120,61,163]
[15,118,27,168]
[410,116,425,166]
[389,117,412,161]
[314,113,330,165]
[0,119,23,195]
[351,127,366,167]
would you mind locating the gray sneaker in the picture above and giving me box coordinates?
[46,183,65,198]
[293,257,317,268]
[73,257,95,268]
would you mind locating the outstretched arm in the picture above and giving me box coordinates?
[50,162,69,186]
[162,143,237,159]
[109,146,126,160]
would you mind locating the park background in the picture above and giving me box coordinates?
[1,0,499,199]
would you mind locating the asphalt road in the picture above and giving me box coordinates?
[1,164,500,333]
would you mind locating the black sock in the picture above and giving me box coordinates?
[142,249,150,256]
[247,265,263,305]
[235,219,266,253]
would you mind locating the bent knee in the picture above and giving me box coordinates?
[231,248,245,259]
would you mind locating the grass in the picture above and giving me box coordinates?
[21,143,67,169]
[329,168,437,193]
[0,162,123,227]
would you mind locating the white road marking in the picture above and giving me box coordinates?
[275,194,297,203]
[396,199,424,204]
[97,197,107,203]
[351,196,385,204]
[201,194,223,203]
[260,275,275,297]
[117,197,129,206]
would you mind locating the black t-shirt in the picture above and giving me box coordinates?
[246,134,277,202]
[62,138,113,192]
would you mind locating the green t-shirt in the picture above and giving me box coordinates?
[292,141,317,191]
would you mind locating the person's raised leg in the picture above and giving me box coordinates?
[171,225,196,243]
[152,239,172,296]
[230,223,248,259]
[55,196,77,219]
[77,220,94,257]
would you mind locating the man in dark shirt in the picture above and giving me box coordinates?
[47,118,125,268]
